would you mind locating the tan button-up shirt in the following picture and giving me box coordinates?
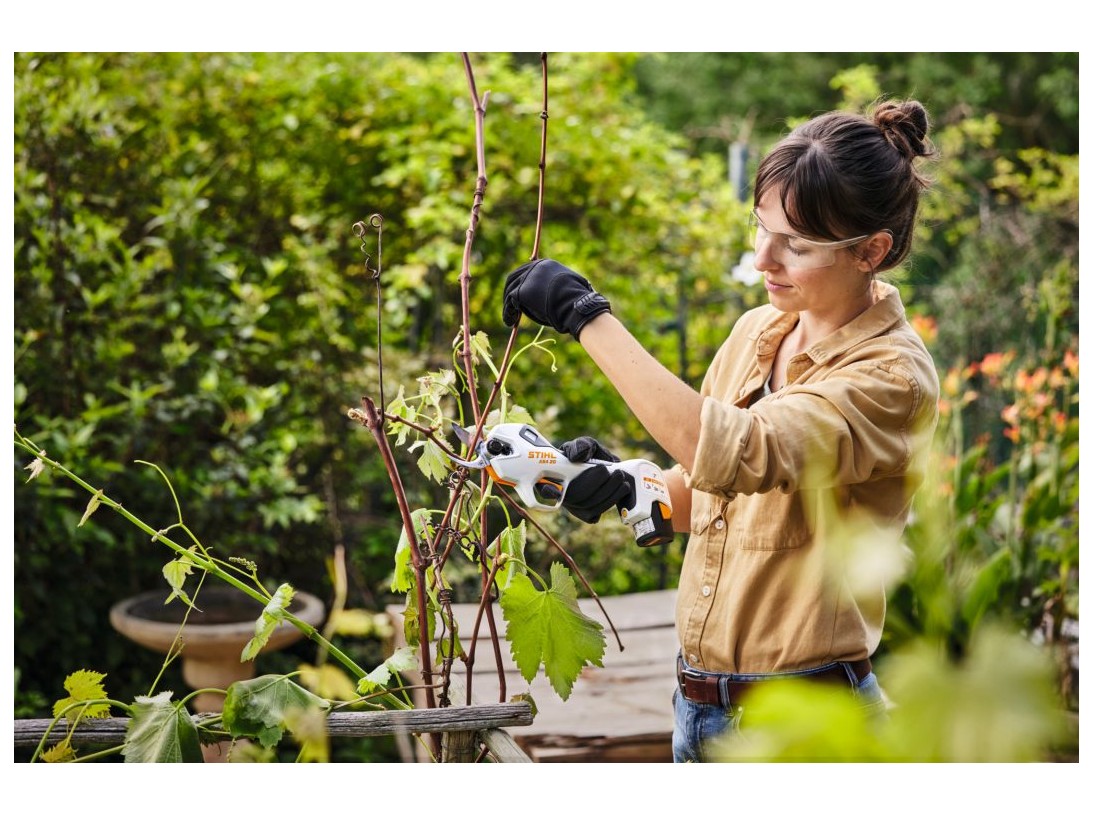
[675,281,939,674]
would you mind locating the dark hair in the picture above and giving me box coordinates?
[753,99,936,271]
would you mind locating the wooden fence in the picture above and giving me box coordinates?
[14,700,535,763]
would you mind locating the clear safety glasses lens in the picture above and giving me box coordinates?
[749,211,869,271]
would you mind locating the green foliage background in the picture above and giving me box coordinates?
[13,52,1079,759]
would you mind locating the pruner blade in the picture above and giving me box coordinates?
[452,425,476,448]
[445,425,487,469]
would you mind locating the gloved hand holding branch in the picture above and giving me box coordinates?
[502,258,612,338]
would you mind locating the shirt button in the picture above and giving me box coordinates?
[701,585,711,597]
[714,518,725,530]
[689,653,698,664]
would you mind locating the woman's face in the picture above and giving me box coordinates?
[752,189,873,322]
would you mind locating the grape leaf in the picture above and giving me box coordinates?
[485,401,535,427]
[328,608,385,637]
[401,593,433,648]
[122,691,203,763]
[470,329,491,359]
[297,662,360,701]
[161,552,195,607]
[53,669,111,721]
[356,645,419,694]
[386,386,411,446]
[386,644,419,673]
[241,583,295,662]
[41,742,76,763]
[222,674,331,749]
[417,368,456,410]
[357,663,392,694]
[392,508,430,593]
[499,562,606,700]
[410,439,449,484]
[488,521,528,590]
[284,705,329,763]
[466,331,502,377]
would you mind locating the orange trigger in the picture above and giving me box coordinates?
[485,465,515,487]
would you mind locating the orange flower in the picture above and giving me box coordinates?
[1053,411,1068,434]
[1015,367,1048,394]
[942,369,961,398]
[978,351,1009,379]
[1004,426,1020,443]
[910,314,938,344]
[1063,348,1079,377]
[1001,404,1020,426]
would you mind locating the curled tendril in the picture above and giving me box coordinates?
[352,214,384,280]
[354,213,387,409]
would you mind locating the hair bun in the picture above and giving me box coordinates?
[874,99,933,160]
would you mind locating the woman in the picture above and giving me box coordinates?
[501,99,940,762]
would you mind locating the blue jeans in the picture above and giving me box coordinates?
[671,665,887,763]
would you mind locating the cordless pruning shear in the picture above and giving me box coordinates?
[447,422,675,547]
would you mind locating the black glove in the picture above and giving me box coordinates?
[559,437,632,524]
[559,436,620,464]
[502,258,611,338]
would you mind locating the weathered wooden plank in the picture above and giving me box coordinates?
[14,702,533,749]
[441,729,477,762]
[478,727,534,763]
[521,732,674,763]
[14,716,137,748]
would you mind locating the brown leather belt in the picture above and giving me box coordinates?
[676,656,873,707]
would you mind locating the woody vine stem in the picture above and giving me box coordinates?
[348,52,620,738]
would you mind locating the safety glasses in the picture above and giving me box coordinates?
[749,210,870,271]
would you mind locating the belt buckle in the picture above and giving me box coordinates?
[677,662,716,704]
[680,666,705,683]
[677,656,704,685]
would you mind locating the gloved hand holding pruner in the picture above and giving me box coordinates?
[445,422,674,548]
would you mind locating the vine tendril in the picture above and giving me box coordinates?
[353,214,386,410]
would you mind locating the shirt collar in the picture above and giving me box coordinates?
[751,281,906,362]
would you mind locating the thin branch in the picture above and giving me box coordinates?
[352,398,437,711]
[464,556,507,705]
[458,52,489,424]
[530,52,549,261]
[456,324,522,455]
[383,412,459,458]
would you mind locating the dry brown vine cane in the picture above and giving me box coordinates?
[350,56,620,753]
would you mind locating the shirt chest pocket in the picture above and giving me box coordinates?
[732,489,815,551]
[689,490,734,538]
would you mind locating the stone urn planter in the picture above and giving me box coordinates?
[109,585,326,714]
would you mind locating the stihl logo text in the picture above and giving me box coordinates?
[527,451,558,464]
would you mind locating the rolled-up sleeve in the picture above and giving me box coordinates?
[684,397,752,501]
[687,360,927,499]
